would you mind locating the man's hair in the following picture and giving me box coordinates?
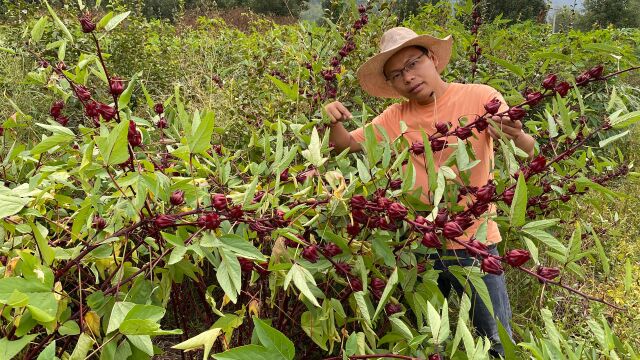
[413,46,429,55]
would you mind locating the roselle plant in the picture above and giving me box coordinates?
[0,1,639,360]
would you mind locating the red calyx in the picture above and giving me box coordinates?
[504,249,531,267]
[481,256,504,275]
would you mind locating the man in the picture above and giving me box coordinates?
[325,27,535,356]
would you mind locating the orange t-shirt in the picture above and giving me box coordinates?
[349,82,509,249]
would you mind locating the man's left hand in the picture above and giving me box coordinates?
[487,115,524,141]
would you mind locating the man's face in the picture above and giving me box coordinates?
[383,46,441,104]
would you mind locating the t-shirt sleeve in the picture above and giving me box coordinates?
[349,104,398,143]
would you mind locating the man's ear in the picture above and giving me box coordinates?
[429,51,439,68]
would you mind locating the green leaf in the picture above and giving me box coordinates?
[592,231,609,276]
[188,110,215,154]
[31,16,48,43]
[106,302,136,334]
[522,229,567,254]
[353,291,371,327]
[30,222,55,266]
[356,158,371,183]
[289,264,320,307]
[0,277,57,323]
[252,317,295,360]
[96,120,130,166]
[301,127,327,167]
[497,320,516,359]
[214,345,272,360]
[267,75,298,101]
[172,328,222,359]
[611,110,640,128]
[0,186,33,219]
[484,54,524,77]
[59,320,81,336]
[510,175,527,227]
[372,267,398,321]
[104,11,131,31]
[0,334,37,360]
[216,249,241,303]
[599,130,629,147]
[36,340,56,360]
[44,0,73,43]
[465,270,494,317]
[219,234,266,261]
[69,333,95,360]
[30,133,74,155]
[96,11,114,30]
[118,71,142,109]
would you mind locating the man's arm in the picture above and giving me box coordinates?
[325,101,363,153]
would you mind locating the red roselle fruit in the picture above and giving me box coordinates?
[155,214,176,228]
[435,208,449,228]
[443,221,464,239]
[435,121,449,134]
[79,12,96,33]
[323,243,342,257]
[56,116,69,126]
[481,256,504,275]
[334,262,351,277]
[157,117,168,129]
[504,249,531,267]
[279,168,289,181]
[466,238,488,257]
[0,126,4,136]
[154,103,164,114]
[85,101,99,117]
[346,222,361,237]
[484,98,501,114]
[350,195,367,210]
[350,278,363,292]
[213,144,223,156]
[128,121,142,147]
[502,188,515,205]
[238,258,254,273]
[554,81,571,97]
[421,231,441,248]
[92,215,106,231]
[50,101,64,118]
[410,141,425,155]
[212,194,228,210]
[170,190,184,206]
[109,77,125,96]
[455,214,473,230]
[507,107,527,121]
[476,182,496,202]
[541,73,557,90]
[428,354,442,360]
[588,64,604,79]
[389,179,402,190]
[385,303,402,315]
[301,245,319,263]
[528,155,547,174]
[455,127,473,140]
[228,205,244,219]
[98,103,117,121]
[431,139,447,152]
[387,202,408,220]
[525,91,544,106]
[197,212,220,230]
[75,85,91,101]
[255,262,269,276]
[537,266,560,282]
[371,277,386,293]
[475,116,489,131]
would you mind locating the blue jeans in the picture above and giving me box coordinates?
[432,244,513,357]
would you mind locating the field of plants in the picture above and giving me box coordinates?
[0,0,639,359]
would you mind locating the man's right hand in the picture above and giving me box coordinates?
[324,101,353,124]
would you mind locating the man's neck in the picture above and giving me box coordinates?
[416,81,450,106]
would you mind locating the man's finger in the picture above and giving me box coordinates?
[335,103,352,119]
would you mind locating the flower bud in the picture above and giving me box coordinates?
[435,208,448,228]
[525,91,543,106]
[154,103,164,114]
[389,179,402,190]
[197,212,220,230]
[529,155,547,174]
[435,121,449,134]
[79,12,96,33]
[476,182,496,202]
[443,221,464,239]
[75,85,91,101]
[238,258,254,272]
[507,107,526,121]
[466,239,488,258]
[536,266,560,282]
[385,303,402,315]
[588,65,604,79]
[502,188,515,205]
[323,243,342,257]
[504,249,531,267]
[410,141,425,155]
[350,195,367,210]
[346,222,361,237]
[554,81,571,97]
[387,202,408,221]
[430,139,447,152]
[455,127,473,140]
[50,100,64,118]
[170,190,184,206]
[109,77,125,96]
[279,168,289,181]
[421,231,441,248]
[155,214,176,228]
[484,98,501,114]
[212,194,227,210]
[92,215,106,231]
[302,245,319,263]
[541,74,557,90]
[481,256,503,275]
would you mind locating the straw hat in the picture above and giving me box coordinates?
[356,27,453,98]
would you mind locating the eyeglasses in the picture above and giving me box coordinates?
[385,53,427,84]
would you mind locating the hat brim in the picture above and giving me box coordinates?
[357,35,453,98]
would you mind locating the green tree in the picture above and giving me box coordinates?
[578,0,640,28]
[480,0,549,22]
